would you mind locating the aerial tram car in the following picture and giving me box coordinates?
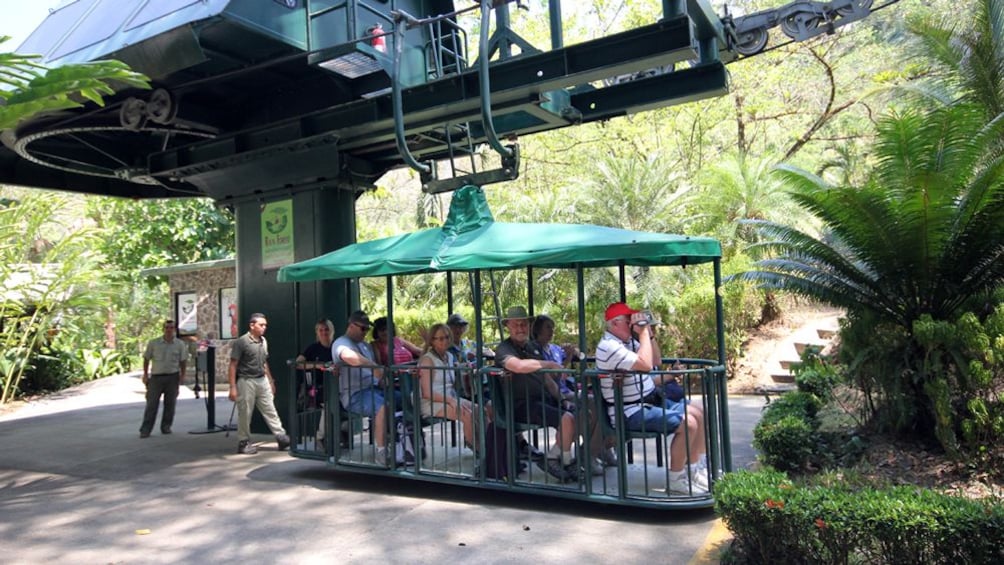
[279,185,730,509]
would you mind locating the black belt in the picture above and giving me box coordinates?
[152,372,179,377]
[625,390,665,407]
[240,375,266,379]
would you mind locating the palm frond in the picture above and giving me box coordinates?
[0,56,149,130]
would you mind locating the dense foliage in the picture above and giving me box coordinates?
[0,195,108,402]
[715,469,1004,564]
[735,0,1004,455]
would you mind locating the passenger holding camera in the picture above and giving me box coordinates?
[594,302,708,495]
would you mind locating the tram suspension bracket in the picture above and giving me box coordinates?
[422,143,519,194]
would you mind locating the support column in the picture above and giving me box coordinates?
[234,185,358,432]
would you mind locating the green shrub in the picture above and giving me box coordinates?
[840,305,1004,463]
[753,414,815,472]
[664,263,763,368]
[22,346,133,394]
[793,347,841,399]
[714,469,813,563]
[715,470,1004,564]
[760,391,822,425]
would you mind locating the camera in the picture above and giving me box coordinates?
[634,310,657,327]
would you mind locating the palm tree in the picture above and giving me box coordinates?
[0,36,149,130]
[695,151,803,256]
[907,0,1004,120]
[734,102,1004,443]
[575,151,691,234]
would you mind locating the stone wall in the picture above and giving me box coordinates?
[169,266,235,382]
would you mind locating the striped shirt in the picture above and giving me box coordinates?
[594,331,655,420]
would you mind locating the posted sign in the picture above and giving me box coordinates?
[261,199,294,269]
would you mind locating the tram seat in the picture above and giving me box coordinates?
[399,370,457,450]
[487,373,548,462]
[327,365,373,450]
[591,373,666,468]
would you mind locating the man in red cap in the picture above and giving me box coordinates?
[594,302,708,495]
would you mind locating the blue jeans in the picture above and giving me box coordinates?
[625,399,686,434]
[345,387,401,418]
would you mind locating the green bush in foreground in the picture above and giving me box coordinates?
[715,469,1004,564]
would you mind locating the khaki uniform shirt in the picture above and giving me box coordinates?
[144,337,188,375]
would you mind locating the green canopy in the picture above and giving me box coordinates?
[277,186,721,282]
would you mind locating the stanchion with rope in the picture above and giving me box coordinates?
[188,343,233,434]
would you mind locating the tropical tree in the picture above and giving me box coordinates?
[694,151,802,256]
[907,0,1004,120]
[0,195,107,403]
[734,102,1004,448]
[86,197,235,278]
[82,196,235,355]
[0,36,149,130]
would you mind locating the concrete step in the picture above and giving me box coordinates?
[770,373,795,384]
[779,360,802,371]
[757,383,798,395]
[816,328,836,340]
[793,342,826,356]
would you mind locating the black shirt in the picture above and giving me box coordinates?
[300,341,333,398]
[494,337,550,403]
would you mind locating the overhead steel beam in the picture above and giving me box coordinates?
[573,62,729,123]
[148,16,699,184]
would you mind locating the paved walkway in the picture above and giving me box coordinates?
[0,373,764,564]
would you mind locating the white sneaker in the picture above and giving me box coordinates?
[689,466,710,491]
[375,446,389,466]
[598,447,618,467]
[591,458,605,476]
[669,472,708,495]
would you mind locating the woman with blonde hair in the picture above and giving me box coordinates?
[417,323,480,451]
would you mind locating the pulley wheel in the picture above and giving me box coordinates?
[146,89,178,125]
[735,27,769,56]
[119,98,147,131]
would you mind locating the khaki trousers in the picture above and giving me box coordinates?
[236,376,285,441]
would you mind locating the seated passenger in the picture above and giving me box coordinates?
[418,323,481,451]
[448,313,498,410]
[495,306,578,482]
[447,313,495,362]
[447,313,475,363]
[371,316,422,366]
[594,302,708,495]
[532,314,616,474]
[531,314,578,400]
[295,318,334,448]
[333,310,401,466]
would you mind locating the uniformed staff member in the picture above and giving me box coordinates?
[228,312,290,454]
[140,320,189,438]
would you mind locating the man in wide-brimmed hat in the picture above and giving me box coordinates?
[494,306,578,482]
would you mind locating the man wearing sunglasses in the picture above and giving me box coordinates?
[333,310,401,466]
